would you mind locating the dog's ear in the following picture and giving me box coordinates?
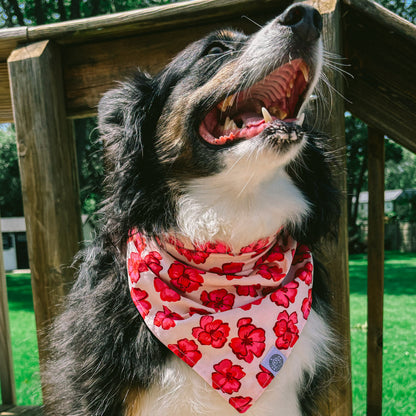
[97,70,176,240]
[98,71,156,167]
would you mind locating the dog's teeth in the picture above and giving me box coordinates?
[261,107,273,123]
[224,116,238,131]
[296,113,305,126]
[219,94,236,112]
[299,62,309,82]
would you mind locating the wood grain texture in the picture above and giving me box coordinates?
[62,16,274,118]
[314,1,353,415]
[0,217,17,406]
[7,41,83,380]
[367,128,385,416]
[343,0,416,153]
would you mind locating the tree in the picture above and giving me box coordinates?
[0,125,23,217]
[0,0,181,27]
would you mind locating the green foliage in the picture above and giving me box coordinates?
[376,0,416,23]
[0,124,23,217]
[0,0,182,27]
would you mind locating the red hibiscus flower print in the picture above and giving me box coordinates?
[257,264,286,282]
[130,288,151,317]
[128,252,148,283]
[169,237,210,264]
[270,281,299,307]
[131,232,146,254]
[154,278,181,302]
[229,396,253,413]
[295,261,313,285]
[168,262,204,293]
[262,243,285,263]
[189,307,210,316]
[168,338,202,367]
[239,238,270,256]
[236,284,260,297]
[230,317,266,363]
[302,289,312,319]
[212,359,245,394]
[144,251,163,276]
[256,365,274,388]
[210,262,245,280]
[240,298,263,311]
[200,289,235,312]
[293,244,311,264]
[154,305,183,330]
[199,241,232,254]
[192,316,230,348]
[274,311,299,350]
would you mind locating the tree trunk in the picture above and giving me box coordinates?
[9,0,25,26]
[70,0,81,19]
[34,0,45,25]
[58,0,67,21]
[91,0,101,17]
[351,146,368,229]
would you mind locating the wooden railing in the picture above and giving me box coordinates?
[1,1,415,415]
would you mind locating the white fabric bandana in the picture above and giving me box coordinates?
[127,231,313,413]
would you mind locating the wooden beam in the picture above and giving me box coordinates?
[62,18,268,118]
[26,0,292,44]
[343,0,416,153]
[7,41,83,385]
[367,127,385,416]
[307,0,352,414]
[0,216,17,406]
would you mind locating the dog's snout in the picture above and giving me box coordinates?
[279,4,323,42]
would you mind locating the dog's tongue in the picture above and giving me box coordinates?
[240,112,264,127]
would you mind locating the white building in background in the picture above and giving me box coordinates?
[1,215,94,271]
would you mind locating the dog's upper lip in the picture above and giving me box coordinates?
[198,59,309,146]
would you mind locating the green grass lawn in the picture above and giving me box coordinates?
[349,251,416,415]
[4,251,416,412]
[5,272,42,405]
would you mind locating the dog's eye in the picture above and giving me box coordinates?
[205,44,227,56]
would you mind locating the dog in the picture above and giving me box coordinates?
[44,3,341,416]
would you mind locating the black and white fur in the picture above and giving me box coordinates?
[45,4,341,416]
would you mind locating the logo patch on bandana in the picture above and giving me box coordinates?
[261,347,287,376]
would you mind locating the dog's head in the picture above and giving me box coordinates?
[99,4,339,249]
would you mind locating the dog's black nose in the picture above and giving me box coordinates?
[279,4,323,42]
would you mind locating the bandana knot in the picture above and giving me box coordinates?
[127,231,313,413]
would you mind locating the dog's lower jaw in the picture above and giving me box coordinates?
[123,309,334,416]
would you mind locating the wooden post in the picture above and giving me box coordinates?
[367,127,385,416]
[7,40,82,389]
[308,0,353,414]
[0,215,17,405]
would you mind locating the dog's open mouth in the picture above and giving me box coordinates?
[199,59,310,146]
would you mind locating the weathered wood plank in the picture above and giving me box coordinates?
[343,0,416,153]
[0,217,16,406]
[7,41,83,387]
[367,127,385,416]
[306,1,352,415]
[26,0,290,44]
[62,17,268,118]
[0,63,12,123]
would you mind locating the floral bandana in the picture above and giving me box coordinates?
[126,231,313,414]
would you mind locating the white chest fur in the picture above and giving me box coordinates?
[123,310,334,416]
[176,139,309,248]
